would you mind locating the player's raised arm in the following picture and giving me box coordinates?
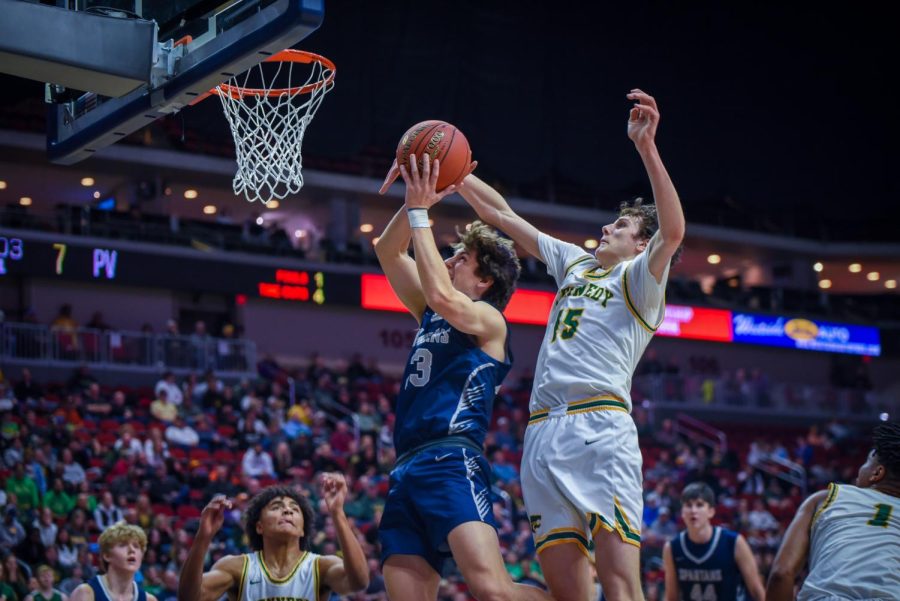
[178,496,242,601]
[373,196,427,322]
[457,174,543,262]
[402,155,507,339]
[766,490,827,601]
[627,89,685,283]
[317,473,370,595]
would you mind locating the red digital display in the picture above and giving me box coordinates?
[361,274,556,325]
[656,304,733,342]
[257,269,323,304]
[360,274,737,343]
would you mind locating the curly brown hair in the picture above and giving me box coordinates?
[618,198,683,264]
[243,486,314,551]
[451,221,521,310]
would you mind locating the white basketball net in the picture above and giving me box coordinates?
[216,54,334,204]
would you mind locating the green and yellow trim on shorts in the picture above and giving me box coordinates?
[586,498,642,549]
[528,395,629,425]
[534,527,592,558]
[622,263,665,334]
[812,482,840,526]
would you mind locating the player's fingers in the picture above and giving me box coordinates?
[409,153,420,181]
[378,160,400,195]
[430,158,441,187]
[465,160,478,177]
[633,103,660,120]
[420,153,432,182]
[629,107,641,122]
[398,164,412,185]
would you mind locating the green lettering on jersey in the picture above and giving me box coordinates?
[867,503,894,528]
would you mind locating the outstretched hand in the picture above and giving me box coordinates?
[379,156,477,196]
[399,154,466,210]
[198,495,232,540]
[320,472,349,514]
[627,89,660,151]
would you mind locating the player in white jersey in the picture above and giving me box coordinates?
[178,474,369,601]
[767,422,900,600]
[454,90,684,601]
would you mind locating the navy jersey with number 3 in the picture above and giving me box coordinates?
[395,306,511,455]
[671,527,746,601]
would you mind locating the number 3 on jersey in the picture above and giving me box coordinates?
[551,308,584,342]
[406,348,433,388]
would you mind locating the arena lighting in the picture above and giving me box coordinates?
[867,272,880,281]
[255,217,264,226]
[813,262,823,272]
[266,200,280,209]
[584,239,599,249]
[818,279,832,289]
[707,254,721,265]
[372,237,380,245]
[886,280,897,289]
[93,191,100,199]
[0,180,7,190]
[848,263,862,273]
[880,413,890,421]
[202,205,216,215]
[19,196,32,206]
[80,177,94,186]
[184,189,198,199]
[360,223,374,233]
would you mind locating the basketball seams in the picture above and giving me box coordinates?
[396,120,470,191]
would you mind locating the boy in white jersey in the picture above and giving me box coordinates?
[178,474,369,601]
[382,89,684,601]
[767,422,900,601]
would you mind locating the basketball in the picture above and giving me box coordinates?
[395,120,472,191]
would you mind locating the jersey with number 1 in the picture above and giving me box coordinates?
[798,483,900,600]
[394,305,511,455]
[530,233,669,414]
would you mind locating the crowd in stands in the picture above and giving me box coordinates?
[0,351,875,600]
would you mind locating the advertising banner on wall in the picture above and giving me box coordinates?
[731,313,881,356]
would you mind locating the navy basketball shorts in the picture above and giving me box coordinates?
[379,446,497,574]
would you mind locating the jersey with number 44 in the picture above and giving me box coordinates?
[798,483,900,600]
[394,305,511,455]
[530,233,669,414]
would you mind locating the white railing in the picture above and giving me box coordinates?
[1,321,256,376]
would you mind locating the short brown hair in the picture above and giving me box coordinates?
[243,486,314,551]
[98,522,147,569]
[618,198,683,264]
[452,221,521,310]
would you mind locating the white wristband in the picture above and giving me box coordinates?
[407,208,430,229]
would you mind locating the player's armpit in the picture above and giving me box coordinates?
[431,292,507,346]
[198,555,243,601]
[319,555,366,595]
[766,490,828,601]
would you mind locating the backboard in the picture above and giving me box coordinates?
[0,0,325,164]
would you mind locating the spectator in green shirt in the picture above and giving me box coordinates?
[4,464,39,514]
[42,480,75,520]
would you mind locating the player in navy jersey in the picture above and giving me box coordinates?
[375,154,551,601]
[663,483,764,601]
[69,522,157,601]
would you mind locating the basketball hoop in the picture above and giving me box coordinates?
[212,49,335,204]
